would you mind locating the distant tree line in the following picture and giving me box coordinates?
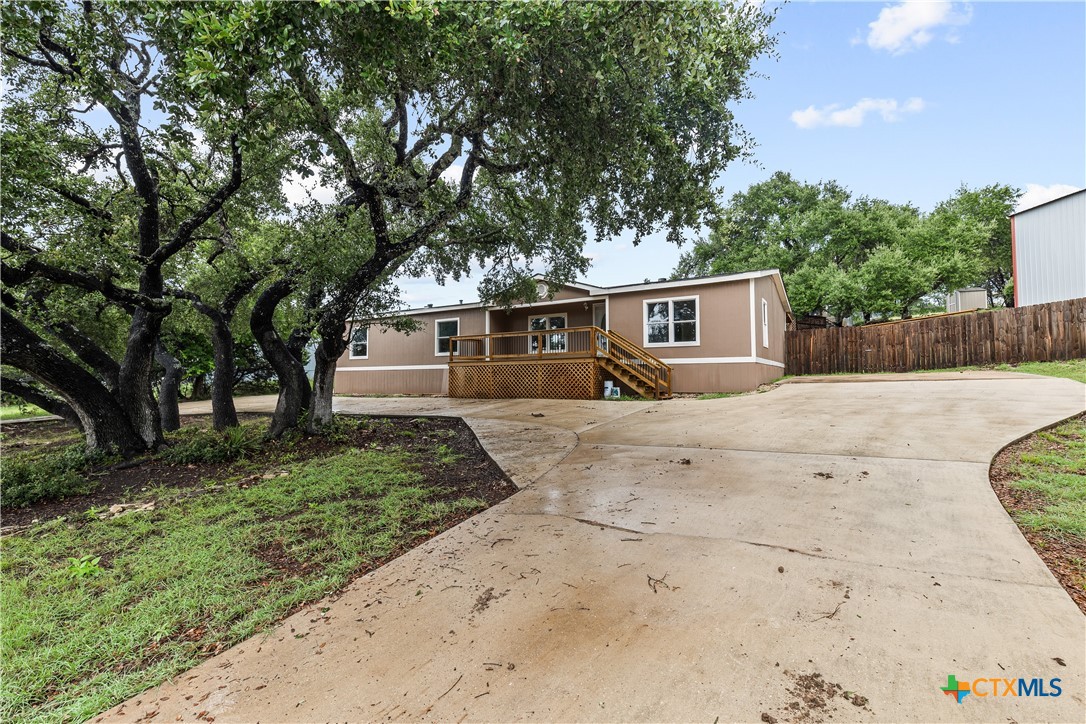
[675,172,1019,324]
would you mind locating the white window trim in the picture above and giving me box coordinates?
[434,317,460,357]
[529,312,569,354]
[348,325,369,360]
[642,295,700,348]
[761,298,769,349]
[527,312,568,330]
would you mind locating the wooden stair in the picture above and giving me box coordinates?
[595,329,673,400]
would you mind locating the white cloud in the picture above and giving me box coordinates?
[281,169,339,207]
[790,97,925,129]
[1017,183,1081,212]
[862,1,972,55]
[440,163,464,186]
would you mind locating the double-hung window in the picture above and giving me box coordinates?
[435,318,460,355]
[349,326,368,359]
[644,296,699,346]
[761,298,769,348]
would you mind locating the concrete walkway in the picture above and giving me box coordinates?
[100,374,1085,723]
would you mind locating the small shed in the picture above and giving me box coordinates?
[946,287,988,313]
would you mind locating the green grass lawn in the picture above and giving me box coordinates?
[993,359,1086,382]
[0,404,48,421]
[909,358,1086,382]
[0,420,497,724]
[994,415,1086,612]
[788,358,1086,383]
[696,391,744,400]
[1005,417,1086,537]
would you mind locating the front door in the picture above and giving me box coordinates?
[529,314,567,353]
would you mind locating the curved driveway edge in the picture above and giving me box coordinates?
[99,374,1085,723]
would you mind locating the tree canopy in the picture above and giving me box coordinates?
[676,173,1020,323]
[2,0,778,454]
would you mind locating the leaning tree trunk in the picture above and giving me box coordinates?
[1,312,147,456]
[1,376,84,431]
[308,328,348,432]
[208,318,239,430]
[251,279,311,439]
[154,343,182,432]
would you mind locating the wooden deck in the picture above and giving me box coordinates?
[448,326,673,400]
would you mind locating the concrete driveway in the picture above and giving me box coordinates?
[100,373,1085,723]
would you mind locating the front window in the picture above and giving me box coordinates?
[435,318,459,355]
[529,315,567,353]
[350,327,368,358]
[645,297,698,346]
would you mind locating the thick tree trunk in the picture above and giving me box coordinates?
[308,329,348,432]
[154,343,182,432]
[209,318,239,430]
[117,306,166,448]
[1,376,84,430]
[251,279,311,439]
[184,274,260,430]
[1,312,147,456]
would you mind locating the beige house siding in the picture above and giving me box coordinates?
[754,274,787,364]
[490,302,594,334]
[664,361,781,394]
[333,307,487,395]
[334,368,448,396]
[607,280,752,358]
[544,284,595,301]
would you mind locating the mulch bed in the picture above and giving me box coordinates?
[989,414,1086,614]
[1,413,516,530]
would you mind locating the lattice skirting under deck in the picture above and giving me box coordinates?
[448,360,602,400]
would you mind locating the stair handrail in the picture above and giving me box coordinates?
[603,329,671,371]
[594,327,673,398]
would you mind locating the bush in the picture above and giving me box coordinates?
[159,425,261,465]
[1,446,97,509]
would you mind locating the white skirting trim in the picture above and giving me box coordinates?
[337,364,448,372]
[339,358,786,371]
[660,356,785,368]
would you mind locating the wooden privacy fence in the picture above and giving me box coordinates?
[785,297,1086,375]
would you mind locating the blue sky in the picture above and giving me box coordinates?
[399,0,1086,307]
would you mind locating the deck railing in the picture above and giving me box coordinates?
[450,325,673,399]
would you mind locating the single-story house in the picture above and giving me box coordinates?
[1011,188,1085,307]
[334,269,792,399]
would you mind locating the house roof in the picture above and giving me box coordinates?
[366,268,792,317]
[1010,188,1086,216]
[588,269,793,314]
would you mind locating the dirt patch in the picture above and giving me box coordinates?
[989,413,1086,615]
[765,670,873,723]
[1,413,517,531]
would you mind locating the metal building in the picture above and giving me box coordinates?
[1011,188,1086,306]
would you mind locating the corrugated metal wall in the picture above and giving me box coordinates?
[1014,190,1086,306]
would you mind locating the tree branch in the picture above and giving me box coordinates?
[151,133,243,266]
[2,234,167,311]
